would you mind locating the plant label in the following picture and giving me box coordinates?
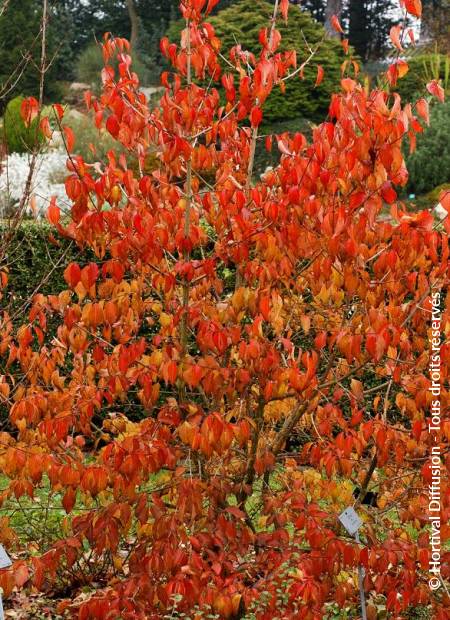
[339,507,363,535]
[0,545,11,569]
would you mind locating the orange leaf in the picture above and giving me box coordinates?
[63,125,75,152]
[14,563,29,588]
[376,428,387,449]
[389,25,403,51]
[47,199,60,226]
[39,116,53,139]
[387,60,409,86]
[331,15,344,34]
[315,65,324,87]
[259,295,270,321]
[416,98,429,125]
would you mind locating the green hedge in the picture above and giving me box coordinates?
[167,0,347,124]
[1,221,82,318]
[405,98,450,196]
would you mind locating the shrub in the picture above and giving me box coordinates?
[65,110,121,163]
[0,221,82,318]
[3,96,44,154]
[405,98,450,195]
[167,0,347,124]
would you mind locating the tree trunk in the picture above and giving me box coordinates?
[420,0,447,47]
[324,0,343,38]
[126,0,139,50]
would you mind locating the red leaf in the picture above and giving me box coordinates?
[63,263,81,288]
[62,488,76,514]
[349,191,366,211]
[106,115,120,137]
[427,79,445,103]
[20,97,39,127]
[381,183,397,204]
[250,106,263,128]
[206,0,220,15]
[412,420,422,441]
[52,103,65,121]
[387,60,409,86]
[315,65,324,87]
[404,0,422,17]
[81,263,99,289]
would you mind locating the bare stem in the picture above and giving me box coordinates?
[17,0,48,217]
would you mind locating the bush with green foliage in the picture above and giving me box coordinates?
[1,222,83,319]
[167,0,347,124]
[405,98,450,196]
[3,96,44,154]
[393,52,450,102]
[66,110,121,163]
[76,43,152,92]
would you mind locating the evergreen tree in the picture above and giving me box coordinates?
[302,0,326,23]
[0,0,64,110]
[167,0,346,124]
[344,0,398,61]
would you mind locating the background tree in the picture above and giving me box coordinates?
[420,0,450,51]
[167,0,347,123]
[324,0,343,37]
[345,0,398,61]
[0,0,61,108]
[302,0,326,22]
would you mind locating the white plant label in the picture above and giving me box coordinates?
[0,545,11,569]
[339,506,363,535]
